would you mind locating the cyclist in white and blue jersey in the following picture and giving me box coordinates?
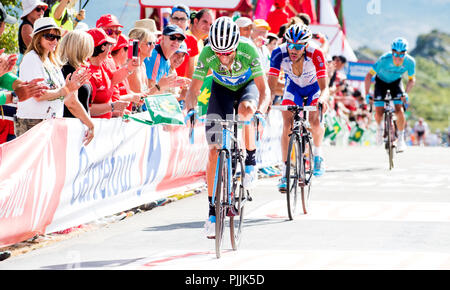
[268,24,329,192]
[364,37,416,152]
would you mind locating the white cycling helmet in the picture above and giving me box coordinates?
[209,16,240,53]
[284,24,312,44]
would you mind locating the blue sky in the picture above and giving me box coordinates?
[82,0,450,51]
[343,0,450,50]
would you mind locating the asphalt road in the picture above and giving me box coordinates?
[1,146,449,270]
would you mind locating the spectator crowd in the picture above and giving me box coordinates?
[0,0,445,147]
[0,0,448,262]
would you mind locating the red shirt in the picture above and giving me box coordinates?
[88,63,114,119]
[267,9,289,34]
[175,34,199,78]
[114,77,133,112]
[102,54,117,79]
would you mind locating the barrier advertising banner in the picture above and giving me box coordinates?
[0,118,208,247]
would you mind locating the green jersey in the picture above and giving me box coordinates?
[192,39,264,91]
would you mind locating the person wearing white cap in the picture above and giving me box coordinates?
[18,0,48,55]
[17,17,94,145]
[235,17,252,39]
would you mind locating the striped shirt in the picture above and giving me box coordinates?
[144,45,171,83]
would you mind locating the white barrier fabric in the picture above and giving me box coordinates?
[0,118,208,247]
[256,109,283,168]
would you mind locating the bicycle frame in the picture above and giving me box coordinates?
[211,116,247,209]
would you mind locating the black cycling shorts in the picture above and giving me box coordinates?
[205,80,259,145]
[374,76,404,107]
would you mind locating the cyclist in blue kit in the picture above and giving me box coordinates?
[364,37,416,152]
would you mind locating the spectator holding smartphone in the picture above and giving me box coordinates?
[87,28,129,119]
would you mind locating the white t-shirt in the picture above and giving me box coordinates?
[414,121,429,133]
[17,50,65,119]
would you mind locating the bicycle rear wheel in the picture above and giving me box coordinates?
[300,135,313,214]
[215,150,228,259]
[286,134,301,220]
[230,152,245,251]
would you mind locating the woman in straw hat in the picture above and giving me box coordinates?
[17,17,94,145]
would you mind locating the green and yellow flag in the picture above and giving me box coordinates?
[197,75,213,116]
[349,125,365,142]
[144,94,185,125]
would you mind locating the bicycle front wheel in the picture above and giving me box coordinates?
[230,152,245,251]
[215,150,228,259]
[385,113,394,170]
[286,134,301,220]
[300,135,313,214]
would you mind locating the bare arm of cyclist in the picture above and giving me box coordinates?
[364,70,376,102]
[405,75,415,94]
[185,78,204,113]
[317,77,329,112]
[267,74,279,100]
[253,75,271,114]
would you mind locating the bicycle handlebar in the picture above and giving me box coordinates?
[185,109,266,144]
[318,103,323,123]
[271,105,317,112]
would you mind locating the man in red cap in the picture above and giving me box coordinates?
[267,0,289,34]
[95,14,138,89]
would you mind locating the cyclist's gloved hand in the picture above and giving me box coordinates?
[365,94,372,105]
[403,92,409,103]
[403,93,409,110]
[185,109,196,125]
[254,111,266,128]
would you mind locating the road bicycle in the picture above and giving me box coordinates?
[272,102,321,219]
[186,108,264,258]
[383,90,399,170]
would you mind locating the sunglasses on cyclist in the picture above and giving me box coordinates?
[105,28,122,36]
[43,33,61,42]
[215,51,234,57]
[287,42,306,50]
[168,35,184,43]
[392,51,406,58]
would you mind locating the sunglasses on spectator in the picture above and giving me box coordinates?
[35,6,47,13]
[43,33,61,42]
[392,51,406,58]
[105,28,122,36]
[171,16,188,22]
[168,35,184,43]
[147,41,155,46]
[287,42,306,50]
[215,51,234,57]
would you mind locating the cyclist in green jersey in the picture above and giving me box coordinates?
[185,17,270,238]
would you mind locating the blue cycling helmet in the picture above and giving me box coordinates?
[284,24,312,44]
[391,37,409,52]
